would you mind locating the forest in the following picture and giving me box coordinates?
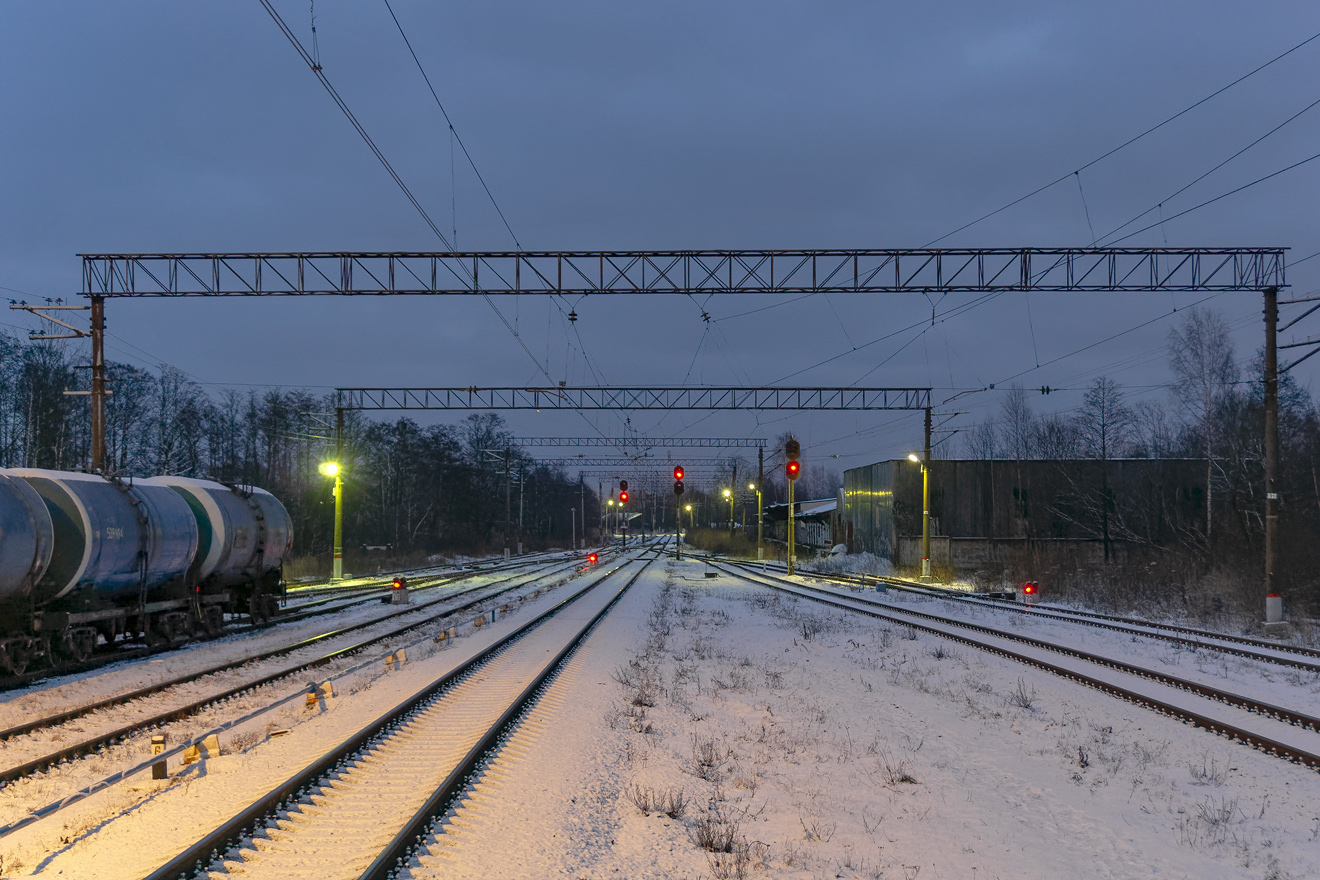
[2,306,1315,614]
[955,309,1320,616]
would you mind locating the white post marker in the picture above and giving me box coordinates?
[151,734,168,780]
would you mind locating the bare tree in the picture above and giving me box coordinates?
[1000,384,1035,460]
[1167,308,1237,537]
[964,415,999,459]
[1033,413,1082,459]
[1076,377,1134,461]
[1130,399,1176,459]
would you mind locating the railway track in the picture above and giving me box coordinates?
[0,554,569,692]
[741,559,1320,671]
[0,555,601,788]
[140,547,660,880]
[717,562,1320,771]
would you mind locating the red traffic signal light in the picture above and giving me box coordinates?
[588,552,598,564]
[1022,581,1038,596]
[392,577,407,590]
[619,491,629,503]
[673,466,684,481]
[785,460,801,481]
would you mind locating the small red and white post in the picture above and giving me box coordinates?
[1265,593,1283,624]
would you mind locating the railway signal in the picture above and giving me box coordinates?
[1022,581,1039,603]
[785,437,801,575]
[673,465,687,560]
[588,552,598,565]
[619,490,629,504]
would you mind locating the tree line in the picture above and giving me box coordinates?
[0,332,596,571]
[957,308,1320,614]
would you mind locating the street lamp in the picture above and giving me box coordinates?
[908,452,931,582]
[685,503,693,532]
[723,487,734,535]
[749,483,763,561]
[318,460,343,582]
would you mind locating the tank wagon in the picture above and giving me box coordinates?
[0,468,293,675]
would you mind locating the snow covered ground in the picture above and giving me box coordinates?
[2,554,1317,879]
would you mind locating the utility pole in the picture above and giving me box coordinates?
[504,447,512,559]
[1264,285,1282,624]
[757,447,764,560]
[90,297,106,472]
[729,462,738,535]
[517,463,525,555]
[922,406,932,582]
[333,407,344,581]
[571,507,576,552]
[11,300,103,470]
[579,474,585,550]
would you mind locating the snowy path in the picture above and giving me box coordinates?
[3,556,1318,879]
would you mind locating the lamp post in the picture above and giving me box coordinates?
[685,503,693,533]
[749,483,763,560]
[318,461,343,582]
[723,488,734,535]
[908,452,931,582]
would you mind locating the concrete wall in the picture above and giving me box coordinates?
[848,458,1206,564]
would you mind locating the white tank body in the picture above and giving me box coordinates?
[140,476,293,586]
[0,470,55,603]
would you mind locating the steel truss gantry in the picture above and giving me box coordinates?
[337,386,929,411]
[513,437,766,448]
[534,458,737,468]
[81,248,1285,296]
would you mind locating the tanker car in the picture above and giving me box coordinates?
[0,468,293,675]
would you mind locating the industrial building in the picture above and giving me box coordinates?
[842,458,1207,571]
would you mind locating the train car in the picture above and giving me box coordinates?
[0,468,293,675]
[139,475,293,625]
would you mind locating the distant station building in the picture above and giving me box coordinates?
[842,458,1206,571]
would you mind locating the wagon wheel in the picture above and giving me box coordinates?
[1,639,35,676]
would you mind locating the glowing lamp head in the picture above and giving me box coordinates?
[908,453,920,463]
[673,466,684,481]
[319,461,340,477]
[685,504,692,512]
[723,488,731,498]
[748,483,756,492]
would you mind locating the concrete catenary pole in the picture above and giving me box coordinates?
[90,296,106,472]
[1264,286,1282,623]
[922,406,932,582]
[757,447,765,560]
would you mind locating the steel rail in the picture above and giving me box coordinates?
[0,557,545,692]
[358,548,661,880]
[719,563,1320,770]
[140,547,660,880]
[764,563,1320,669]
[0,555,570,742]
[0,560,587,783]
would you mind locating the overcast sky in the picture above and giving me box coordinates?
[3,1,1319,481]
